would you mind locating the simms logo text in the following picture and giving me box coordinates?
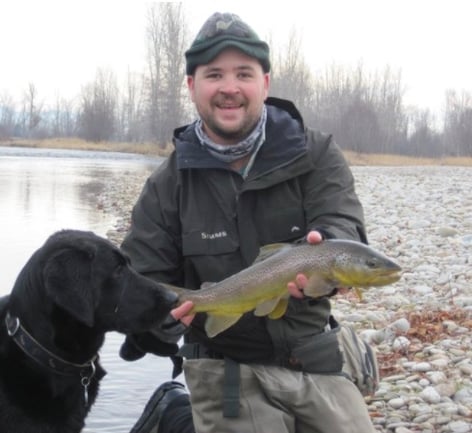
[201,231,228,240]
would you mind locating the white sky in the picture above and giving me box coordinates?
[0,0,471,116]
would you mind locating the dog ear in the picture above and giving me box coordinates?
[43,245,97,327]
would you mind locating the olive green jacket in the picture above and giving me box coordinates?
[121,97,366,364]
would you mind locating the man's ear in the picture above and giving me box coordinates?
[187,75,196,102]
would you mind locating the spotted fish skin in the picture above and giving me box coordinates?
[164,239,402,337]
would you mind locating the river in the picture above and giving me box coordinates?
[0,146,177,432]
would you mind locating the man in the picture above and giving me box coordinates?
[121,11,375,433]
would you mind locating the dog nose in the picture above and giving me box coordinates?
[163,289,179,306]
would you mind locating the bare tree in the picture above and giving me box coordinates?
[21,83,43,137]
[52,96,77,137]
[78,69,118,142]
[0,92,17,138]
[270,29,316,121]
[443,89,472,156]
[118,69,145,142]
[144,3,189,146]
[144,4,163,142]
[407,108,442,156]
[374,66,407,153]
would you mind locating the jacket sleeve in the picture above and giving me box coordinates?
[303,129,367,243]
[120,155,184,285]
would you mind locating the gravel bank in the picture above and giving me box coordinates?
[99,164,472,433]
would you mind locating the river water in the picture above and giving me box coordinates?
[0,146,177,432]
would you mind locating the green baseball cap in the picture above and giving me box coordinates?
[185,12,270,75]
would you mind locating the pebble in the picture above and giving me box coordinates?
[98,164,472,433]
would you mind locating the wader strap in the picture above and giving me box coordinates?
[223,357,240,418]
[177,343,201,359]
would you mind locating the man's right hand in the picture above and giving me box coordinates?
[171,300,195,326]
[119,301,195,361]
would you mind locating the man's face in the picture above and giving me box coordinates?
[187,48,270,145]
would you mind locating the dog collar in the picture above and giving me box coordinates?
[5,311,97,378]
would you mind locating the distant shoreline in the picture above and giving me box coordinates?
[1,138,471,167]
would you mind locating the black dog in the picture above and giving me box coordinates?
[0,230,178,433]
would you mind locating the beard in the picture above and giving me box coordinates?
[203,116,258,142]
[195,93,264,142]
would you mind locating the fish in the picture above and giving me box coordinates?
[164,239,402,338]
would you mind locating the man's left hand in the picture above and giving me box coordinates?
[287,231,322,299]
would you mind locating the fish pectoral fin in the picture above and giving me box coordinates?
[354,287,363,300]
[254,297,281,316]
[303,275,336,299]
[205,314,242,338]
[268,297,289,319]
[254,296,289,319]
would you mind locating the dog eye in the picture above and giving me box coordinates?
[113,264,125,278]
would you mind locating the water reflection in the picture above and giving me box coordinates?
[0,149,177,432]
[1,155,123,290]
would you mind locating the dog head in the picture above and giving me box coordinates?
[39,230,178,333]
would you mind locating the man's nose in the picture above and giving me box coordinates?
[219,76,241,94]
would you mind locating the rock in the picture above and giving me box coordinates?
[420,386,441,403]
[436,227,459,237]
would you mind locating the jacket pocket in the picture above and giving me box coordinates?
[290,328,343,374]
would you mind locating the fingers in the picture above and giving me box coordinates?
[287,281,303,298]
[300,232,351,299]
[287,273,308,299]
[287,231,322,298]
[170,300,195,326]
[306,230,323,244]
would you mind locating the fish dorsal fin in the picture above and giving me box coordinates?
[267,297,289,319]
[201,282,217,290]
[254,243,292,263]
[303,274,336,299]
[205,314,242,338]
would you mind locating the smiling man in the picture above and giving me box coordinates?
[188,47,269,145]
[122,12,374,433]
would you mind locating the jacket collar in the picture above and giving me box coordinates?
[173,97,308,173]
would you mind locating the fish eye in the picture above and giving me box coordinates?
[366,258,379,268]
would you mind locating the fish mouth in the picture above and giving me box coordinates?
[372,270,402,285]
[369,266,403,285]
[336,267,402,287]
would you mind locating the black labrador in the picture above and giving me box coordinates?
[0,229,178,433]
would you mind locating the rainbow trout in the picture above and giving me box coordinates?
[165,239,402,337]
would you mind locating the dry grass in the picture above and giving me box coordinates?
[343,150,472,167]
[1,137,173,157]
[1,137,472,166]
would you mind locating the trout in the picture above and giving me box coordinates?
[165,239,402,338]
